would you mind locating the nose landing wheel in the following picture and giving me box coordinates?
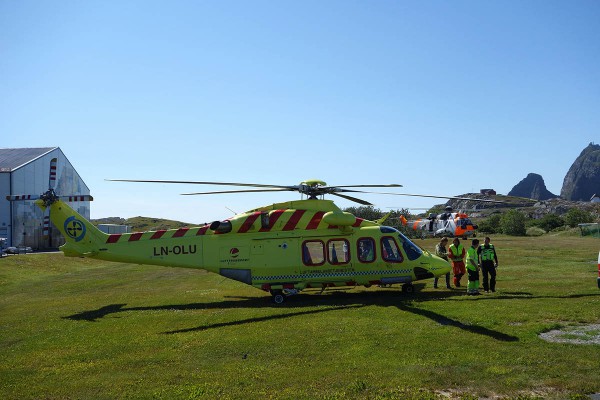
[401,283,414,294]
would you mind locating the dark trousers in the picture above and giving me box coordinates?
[467,268,479,283]
[481,261,496,291]
[434,273,450,288]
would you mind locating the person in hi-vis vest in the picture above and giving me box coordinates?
[448,238,466,287]
[477,236,498,293]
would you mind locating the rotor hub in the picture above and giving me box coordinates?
[40,189,59,207]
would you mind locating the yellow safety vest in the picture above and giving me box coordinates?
[449,244,464,262]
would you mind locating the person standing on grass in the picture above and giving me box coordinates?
[466,238,481,295]
[433,237,451,289]
[448,237,466,287]
[478,236,498,293]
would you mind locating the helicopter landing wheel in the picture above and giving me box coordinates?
[402,283,415,294]
[271,290,286,304]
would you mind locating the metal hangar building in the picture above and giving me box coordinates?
[0,147,91,250]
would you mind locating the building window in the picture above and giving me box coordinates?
[302,240,325,266]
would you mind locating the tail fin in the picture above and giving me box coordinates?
[376,211,392,225]
[38,199,107,257]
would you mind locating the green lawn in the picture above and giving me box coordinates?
[1,235,599,399]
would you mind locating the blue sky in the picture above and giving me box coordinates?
[2,1,599,223]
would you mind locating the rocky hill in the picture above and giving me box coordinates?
[508,173,557,200]
[561,143,600,201]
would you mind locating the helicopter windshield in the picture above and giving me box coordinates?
[380,227,423,261]
[458,217,473,228]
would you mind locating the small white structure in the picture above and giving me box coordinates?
[591,194,600,203]
[98,224,131,234]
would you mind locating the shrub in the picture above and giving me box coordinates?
[478,214,502,234]
[500,209,527,236]
[526,226,546,236]
[564,208,594,227]
[531,213,565,232]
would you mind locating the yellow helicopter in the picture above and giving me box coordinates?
[9,178,467,304]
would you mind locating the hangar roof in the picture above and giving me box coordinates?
[0,147,58,172]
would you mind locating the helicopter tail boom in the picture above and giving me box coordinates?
[40,199,107,257]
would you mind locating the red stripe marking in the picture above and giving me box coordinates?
[306,211,325,230]
[259,210,285,232]
[151,230,167,239]
[197,226,209,235]
[352,218,363,227]
[129,232,143,241]
[238,212,262,233]
[172,228,189,238]
[283,210,306,231]
[107,234,122,243]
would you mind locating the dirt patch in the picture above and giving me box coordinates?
[539,324,600,345]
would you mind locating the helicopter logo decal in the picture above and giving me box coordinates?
[64,216,86,242]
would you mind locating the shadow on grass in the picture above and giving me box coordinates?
[63,285,523,341]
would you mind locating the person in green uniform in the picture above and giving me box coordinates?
[466,238,481,296]
[477,236,498,293]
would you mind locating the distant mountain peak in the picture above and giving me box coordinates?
[508,173,556,200]
[561,143,600,201]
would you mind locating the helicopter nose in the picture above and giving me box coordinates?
[431,257,452,276]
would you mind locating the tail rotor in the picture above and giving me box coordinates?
[42,158,58,244]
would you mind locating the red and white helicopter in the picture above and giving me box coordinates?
[402,206,478,239]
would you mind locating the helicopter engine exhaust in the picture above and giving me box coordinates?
[210,220,232,233]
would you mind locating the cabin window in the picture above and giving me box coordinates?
[381,236,403,263]
[302,240,325,266]
[327,239,350,264]
[357,238,376,263]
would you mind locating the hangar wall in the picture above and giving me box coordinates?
[1,148,91,249]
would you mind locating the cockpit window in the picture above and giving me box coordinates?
[397,232,422,261]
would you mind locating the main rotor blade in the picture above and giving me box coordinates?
[181,188,293,196]
[369,192,506,203]
[333,184,403,188]
[331,192,373,206]
[107,179,295,190]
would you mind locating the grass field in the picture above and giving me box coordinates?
[1,235,600,399]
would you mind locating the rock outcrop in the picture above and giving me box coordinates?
[508,173,557,200]
[561,143,600,201]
